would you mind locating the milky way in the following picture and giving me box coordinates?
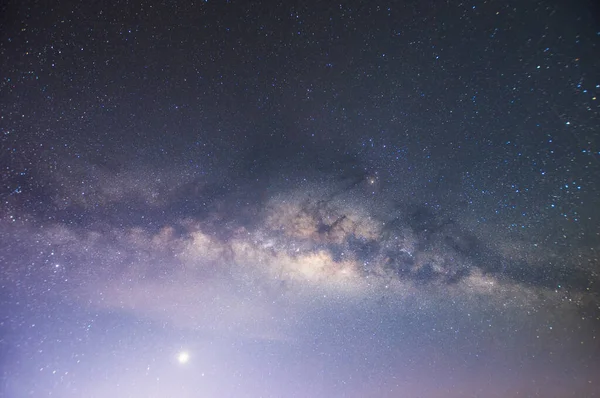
[1,0,600,397]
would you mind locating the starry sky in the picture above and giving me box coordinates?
[1,0,600,397]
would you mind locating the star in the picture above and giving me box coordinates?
[177,351,190,364]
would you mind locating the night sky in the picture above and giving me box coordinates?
[1,0,600,397]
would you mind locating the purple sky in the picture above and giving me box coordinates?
[1,0,599,396]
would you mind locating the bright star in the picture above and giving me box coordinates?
[177,351,190,364]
